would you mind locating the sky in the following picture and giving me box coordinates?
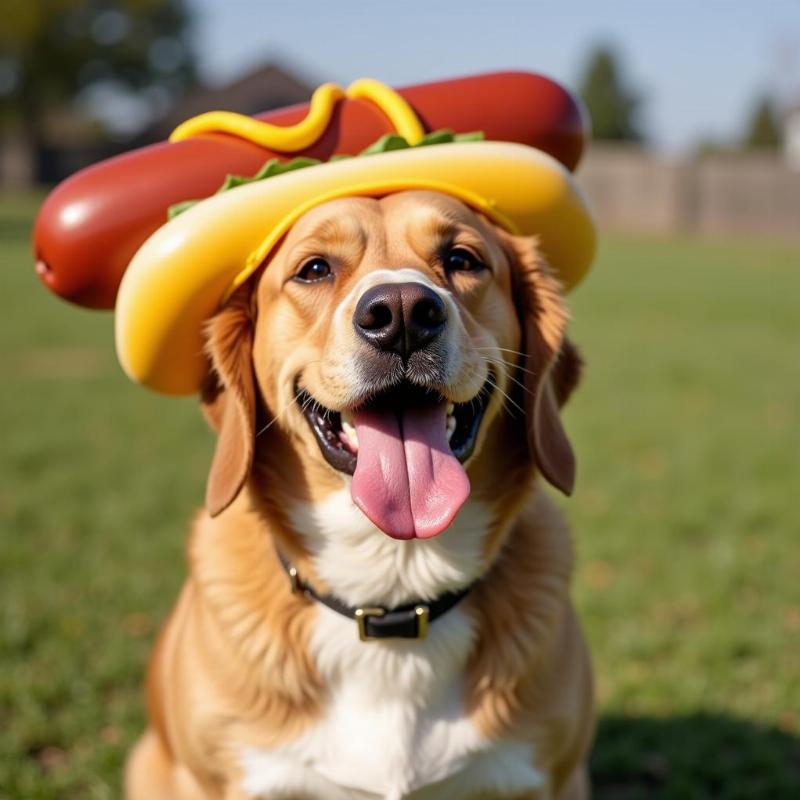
[186,0,800,154]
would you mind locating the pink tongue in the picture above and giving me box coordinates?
[351,404,471,540]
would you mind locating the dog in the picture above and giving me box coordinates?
[125,190,594,800]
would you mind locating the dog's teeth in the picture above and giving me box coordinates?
[341,409,353,426]
[446,402,456,443]
[446,402,456,441]
[342,420,359,450]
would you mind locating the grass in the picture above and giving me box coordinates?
[1,190,799,798]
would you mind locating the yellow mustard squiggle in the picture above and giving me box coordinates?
[345,78,425,144]
[168,78,425,150]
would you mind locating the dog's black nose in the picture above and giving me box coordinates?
[354,282,447,358]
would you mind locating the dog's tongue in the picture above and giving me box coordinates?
[351,404,470,539]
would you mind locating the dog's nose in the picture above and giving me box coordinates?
[354,282,447,358]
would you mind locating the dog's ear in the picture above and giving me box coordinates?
[505,233,579,495]
[551,337,584,409]
[200,284,257,517]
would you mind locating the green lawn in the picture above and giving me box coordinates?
[1,190,799,799]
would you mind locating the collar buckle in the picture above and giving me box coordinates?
[354,607,386,641]
[414,604,430,639]
[354,604,430,641]
[287,565,301,594]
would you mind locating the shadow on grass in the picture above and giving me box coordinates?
[591,713,800,799]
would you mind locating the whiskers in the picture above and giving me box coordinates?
[255,358,335,439]
[469,343,549,423]
[473,346,541,379]
[255,388,306,438]
[486,372,526,419]
[462,350,527,421]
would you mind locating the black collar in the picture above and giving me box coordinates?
[275,547,473,641]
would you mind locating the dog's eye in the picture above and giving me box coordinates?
[444,247,486,274]
[296,258,332,282]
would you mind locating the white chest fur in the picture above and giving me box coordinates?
[239,490,544,799]
[241,605,544,799]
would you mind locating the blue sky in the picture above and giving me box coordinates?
[187,0,800,153]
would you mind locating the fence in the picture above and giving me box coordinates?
[577,145,800,241]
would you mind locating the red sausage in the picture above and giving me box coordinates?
[33,71,587,309]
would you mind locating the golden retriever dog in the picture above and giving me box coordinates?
[125,190,594,800]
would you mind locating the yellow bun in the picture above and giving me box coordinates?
[115,141,596,395]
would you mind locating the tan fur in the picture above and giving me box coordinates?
[126,192,594,799]
[466,488,594,796]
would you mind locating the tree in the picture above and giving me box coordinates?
[741,95,783,150]
[0,0,197,176]
[578,45,644,143]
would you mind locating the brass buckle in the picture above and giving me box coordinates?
[355,607,386,641]
[414,605,429,640]
[354,605,430,641]
[287,565,300,594]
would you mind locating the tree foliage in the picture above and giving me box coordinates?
[578,45,644,143]
[0,0,196,136]
[741,95,783,150]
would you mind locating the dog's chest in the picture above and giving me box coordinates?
[239,605,544,800]
[238,491,544,798]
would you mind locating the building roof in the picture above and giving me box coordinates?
[153,62,315,139]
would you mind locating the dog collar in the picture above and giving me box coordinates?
[275,547,473,642]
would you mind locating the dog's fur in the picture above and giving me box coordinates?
[125,191,594,800]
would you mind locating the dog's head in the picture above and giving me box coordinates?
[201,190,581,541]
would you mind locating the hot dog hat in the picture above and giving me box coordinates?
[33,72,597,396]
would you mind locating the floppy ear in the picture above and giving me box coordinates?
[200,284,257,516]
[551,337,584,408]
[506,234,579,495]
